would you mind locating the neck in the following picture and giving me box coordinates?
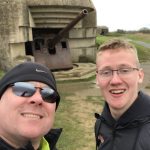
[110,108,124,120]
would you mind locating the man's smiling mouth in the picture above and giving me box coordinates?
[110,89,126,94]
[21,113,43,119]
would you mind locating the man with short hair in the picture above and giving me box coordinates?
[0,62,62,150]
[95,38,150,150]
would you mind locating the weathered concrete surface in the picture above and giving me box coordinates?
[0,0,97,70]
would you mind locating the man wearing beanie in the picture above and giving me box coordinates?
[0,62,62,150]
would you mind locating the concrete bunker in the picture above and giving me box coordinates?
[0,0,97,71]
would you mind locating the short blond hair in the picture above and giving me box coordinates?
[97,38,140,67]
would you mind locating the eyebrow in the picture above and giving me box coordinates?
[98,64,136,70]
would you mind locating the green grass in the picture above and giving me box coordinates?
[132,43,150,62]
[56,74,96,83]
[123,33,150,43]
[96,33,150,45]
[85,96,105,106]
[0,70,5,78]
[96,35,110,47]
[54,90,104,149]
[54,92,89,150]
[96,33,150,62]
[96,33,126,47]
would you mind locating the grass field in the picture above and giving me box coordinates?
[0,70,4,77]
[96,32,150,62]
[54,81,103,150]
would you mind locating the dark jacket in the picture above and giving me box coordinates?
[95,91,150,150]
[0,128,62,150]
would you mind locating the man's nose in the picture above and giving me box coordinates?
[28,89,43,105]
[110,71,123,84]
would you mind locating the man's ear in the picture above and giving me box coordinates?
[138,68,144,84]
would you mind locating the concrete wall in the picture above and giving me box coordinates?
[0,0,31,70]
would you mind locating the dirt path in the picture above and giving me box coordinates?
[133,40,150,48]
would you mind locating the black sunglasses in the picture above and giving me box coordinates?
[11,82,59,103]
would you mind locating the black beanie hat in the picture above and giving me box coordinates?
[0,62,60,108]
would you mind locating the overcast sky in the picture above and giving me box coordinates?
[91,0,150,31]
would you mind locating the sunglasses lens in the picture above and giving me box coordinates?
[41,88,58,103]
[11,82,58,103]
[12,82,35,97]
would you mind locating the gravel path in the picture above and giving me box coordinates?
[134,41,150,48]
